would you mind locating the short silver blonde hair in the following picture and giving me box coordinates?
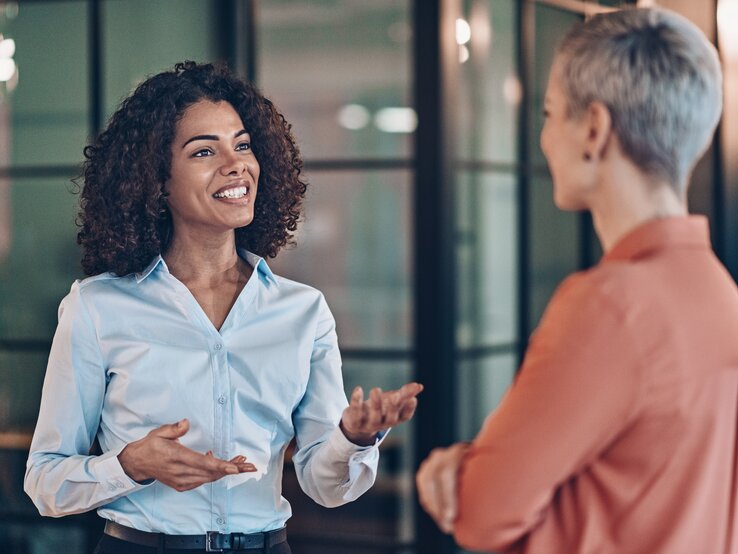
[555,7,723,192]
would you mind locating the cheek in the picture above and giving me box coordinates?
[250,158,260,182]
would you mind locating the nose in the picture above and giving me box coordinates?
[219,151,246,176]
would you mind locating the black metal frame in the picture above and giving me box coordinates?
[411,0,459,552]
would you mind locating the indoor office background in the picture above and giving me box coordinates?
[0,1,735,553]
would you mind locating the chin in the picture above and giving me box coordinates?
[553,194,586,212]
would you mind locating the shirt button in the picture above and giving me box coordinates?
[218,395,226,405]
[216,517,226,525]
[214,343,222,351]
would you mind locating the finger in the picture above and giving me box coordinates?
[350,386,364,407]
[437,466,458,533]
[382,392,396,427]
[341,401,364,433]
[234,462,258,473]
[383,391,402,425]
[366,388,383,429]
[416,460,442,523]
[398,382,424,400]
[398,397,418,422]
[177,447,239,475]
[149,418,190,440]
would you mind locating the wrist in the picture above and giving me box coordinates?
[118,443,149,483]
[339,421,377,447]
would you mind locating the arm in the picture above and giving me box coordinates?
[291,295,421,507]
[291,296,379,507]
[453,275,643,551]
[23,282,145,516]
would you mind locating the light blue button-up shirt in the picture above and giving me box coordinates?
[24,251,382,534]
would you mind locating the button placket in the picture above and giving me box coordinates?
[211,339,230,531]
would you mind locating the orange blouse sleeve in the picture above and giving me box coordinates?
[454,272,643,552]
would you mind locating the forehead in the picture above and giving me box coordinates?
[544,62,565,102]
[176,100,244,134]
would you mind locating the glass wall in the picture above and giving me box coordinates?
[1,1,723,554]
[258,1,416,550]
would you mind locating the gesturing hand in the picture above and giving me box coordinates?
[416,442,471,534]
[340,382,423,446]
[118,419,256,492]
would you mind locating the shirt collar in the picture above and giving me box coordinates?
[238,249,279,286]
[135,255,165,283]
[135,250,278,286]
[603,215,711,263]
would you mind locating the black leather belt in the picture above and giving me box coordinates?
[104,520,287,552]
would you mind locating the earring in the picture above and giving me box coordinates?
[583,152,591,161]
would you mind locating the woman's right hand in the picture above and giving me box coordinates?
[118,419,256,491]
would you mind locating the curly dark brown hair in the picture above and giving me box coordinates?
[77,61,307,277]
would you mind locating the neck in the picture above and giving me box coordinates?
[589,165,687,252]
[163,228,242,283]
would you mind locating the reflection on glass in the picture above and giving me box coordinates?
[0,179,81,342]
[2,0,89,167]
[456,353,516,441]
[456,171,518,347]
[269,170,412,349]
[103,0,218,118]
[259,0,412,160]
[285,361,415,545]
[458,0,519,163]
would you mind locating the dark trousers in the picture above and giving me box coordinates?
[93,534,292,554]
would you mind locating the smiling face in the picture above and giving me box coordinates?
[165,99,260,243]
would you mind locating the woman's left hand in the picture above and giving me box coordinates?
[340,382,423,446]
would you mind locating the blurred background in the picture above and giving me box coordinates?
[0,0,736,553]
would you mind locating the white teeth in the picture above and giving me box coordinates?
[213,186,248,199]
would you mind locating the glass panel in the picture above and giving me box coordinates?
[456,353,517,442]
[456,171,518,347]
[0,178,82,341]
[269,170,412,349]
[285,361,415,546]
[1,1,89,167]
[529,5,582,168]
[258,0,413,160]
[102,0,219,118]
[528,175,580,332]
[0,350,48,435]
[458,0,520,163]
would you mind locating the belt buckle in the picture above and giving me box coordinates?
[206,531,225,552]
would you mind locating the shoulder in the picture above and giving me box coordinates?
[269,272,330,313]
[59,272,135,313]
[551,262,645,318]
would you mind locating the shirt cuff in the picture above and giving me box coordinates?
[328,426,389,458]
[89,444,152,494]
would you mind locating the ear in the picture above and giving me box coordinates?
[584,101,612,161]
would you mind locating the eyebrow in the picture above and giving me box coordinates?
[182,129,249,148]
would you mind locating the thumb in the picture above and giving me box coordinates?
[150,418,189,440]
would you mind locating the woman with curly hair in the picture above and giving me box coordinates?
[24,61,422,554]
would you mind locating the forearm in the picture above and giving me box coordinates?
[293,426,382,508]
[24,445,144,517]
